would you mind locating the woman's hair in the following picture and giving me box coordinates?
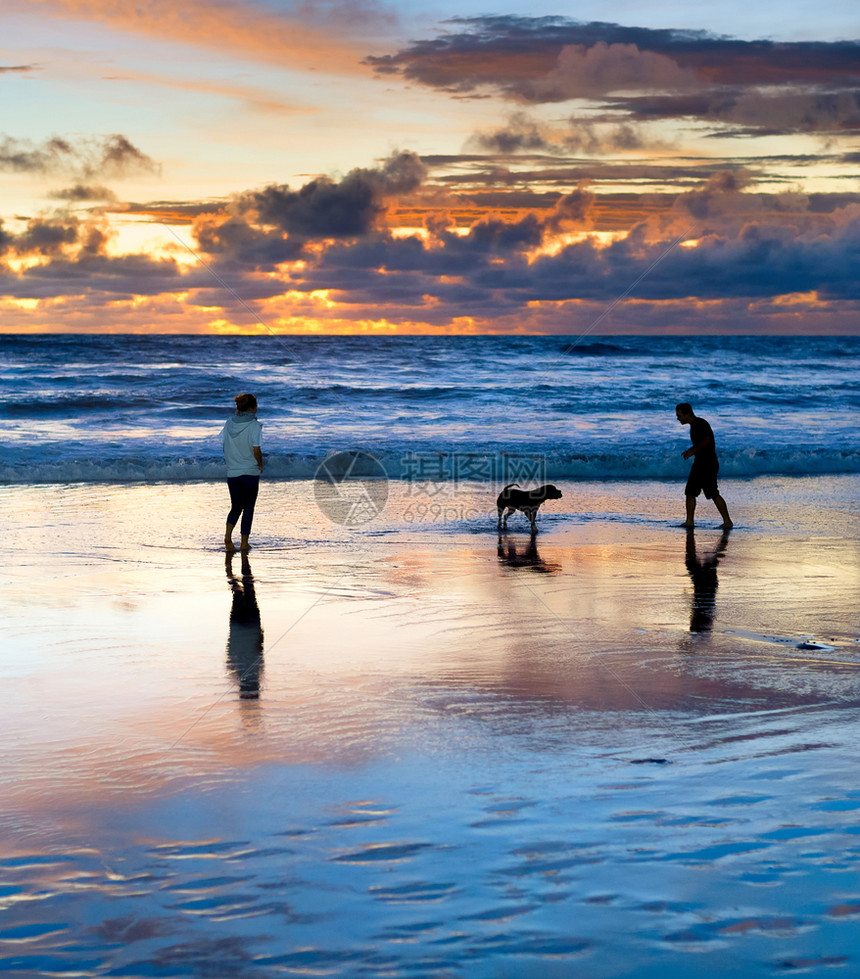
[234,393,257,413]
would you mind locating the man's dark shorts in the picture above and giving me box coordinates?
[686,462,719,500]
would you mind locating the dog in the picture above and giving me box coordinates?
[496,483,563,533]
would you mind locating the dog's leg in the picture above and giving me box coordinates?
[497,506,504,530]
[525,508,537,533]
[502,507,514,529]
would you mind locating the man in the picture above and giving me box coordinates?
[675,402,732,529]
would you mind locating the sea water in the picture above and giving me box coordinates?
[1,333,857,483]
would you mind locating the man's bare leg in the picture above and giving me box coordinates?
[713,494,733,529]
[683,495,696,528]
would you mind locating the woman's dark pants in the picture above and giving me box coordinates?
[226,475,260,536]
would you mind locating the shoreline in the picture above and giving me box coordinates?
[3,469,860,483]
[3,459,860,484]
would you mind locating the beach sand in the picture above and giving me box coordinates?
[1,476,859,977]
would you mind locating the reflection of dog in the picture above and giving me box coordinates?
[496,483,563,533]
[497,535,561,573]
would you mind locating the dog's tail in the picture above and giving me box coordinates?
[501,482,519,491]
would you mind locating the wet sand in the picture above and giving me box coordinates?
[1,476,859,977]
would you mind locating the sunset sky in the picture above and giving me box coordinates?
[2,0,859,334]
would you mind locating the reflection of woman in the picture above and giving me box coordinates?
[226,552,264,699]
[221,393,263,551]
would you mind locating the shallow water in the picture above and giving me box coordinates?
[1,477,859,976]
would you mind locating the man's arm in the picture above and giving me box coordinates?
[682,433,714,460]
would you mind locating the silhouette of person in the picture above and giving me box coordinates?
[685,529,729,633]
[221,392,263,552]
[226,552,264,698]
[497,534,562,574]
[675,403,732,529]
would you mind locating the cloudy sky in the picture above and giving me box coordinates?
[2,0,859,333]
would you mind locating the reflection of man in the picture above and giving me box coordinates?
[226,552,264,698]
[675,402,733,529]
[685,530,729,633]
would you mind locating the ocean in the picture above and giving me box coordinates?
[1,333,858,483]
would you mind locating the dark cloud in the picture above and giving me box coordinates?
[0,134,159,177]
[677,169,754,219]
[612,88,860,134]
[241,149,426,238]
[14,217,80,255]
[657,169,851,241]
[0,136,76,173]
[469,111,652,158]
[0,214,115,260]
[457,213,544,252]
[49,184,118,202]
[192,214,304,267]
[18,253,184,297]
[0,65,38,73]
[470,112,554,153]
[367,17,860,136]
[121,200,227,221]
[96,135,159,178]
[0,221,13,255]
[807,192,860,213]
[79,224,110,257]
[189,150,429,263]
[430,156,732,187]
[368,16,860,92]
[0,240,294,306]
[374,149,429,193]
[543,183,594,232]
[562,120,648,154]
[187,277,290,307]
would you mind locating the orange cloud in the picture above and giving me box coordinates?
[100,67,317,114]
[24,0,380,75]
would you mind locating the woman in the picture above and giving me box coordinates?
[221,393,263,551]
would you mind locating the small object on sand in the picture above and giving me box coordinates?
[630,758,669,765]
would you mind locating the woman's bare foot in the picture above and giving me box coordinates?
[720,521,734,529]
[240,535,251,551]
[225,534,236,551]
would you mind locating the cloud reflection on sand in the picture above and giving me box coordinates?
[1,478,857,800]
